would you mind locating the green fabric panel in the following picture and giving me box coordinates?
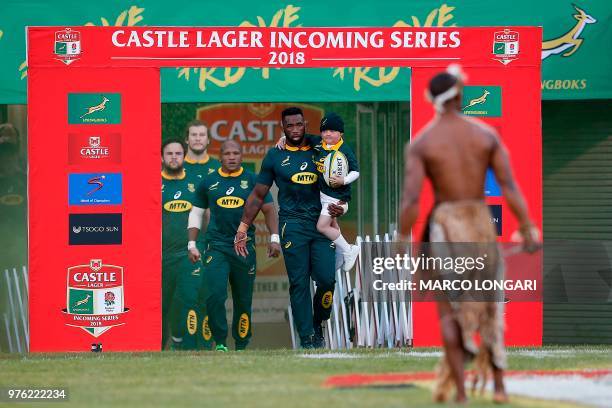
[0,1,611,102]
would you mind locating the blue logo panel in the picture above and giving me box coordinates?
[485,168,501,197]
[69,173,122,205]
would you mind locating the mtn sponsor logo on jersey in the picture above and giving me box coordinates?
[216,196,245,209]
[291,172,318,185]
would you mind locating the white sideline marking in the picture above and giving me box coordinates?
[299,353,362,359]
[505,375,612,408]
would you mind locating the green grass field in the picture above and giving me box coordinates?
[1,346,611,407]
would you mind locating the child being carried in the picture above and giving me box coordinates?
[315,112,360,271]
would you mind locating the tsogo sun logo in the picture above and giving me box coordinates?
[62,259,129,337]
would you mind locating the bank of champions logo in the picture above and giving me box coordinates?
[62,259,129,337]
[461,86,502,117]
[542,5,597,60]
[492,29,519,65]
[54,28,81,65]
[68,93,121,124]
[69,173,122,205]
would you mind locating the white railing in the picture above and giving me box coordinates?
[289,233,413,349]
[2,266,29,353]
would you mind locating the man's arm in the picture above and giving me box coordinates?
[240,183,271,227]
[399,142,425,238]
[235,183,272,257]
[187,206,205,262]
[261,202,281,257]
[489,137,530,227]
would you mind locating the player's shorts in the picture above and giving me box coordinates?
[320,191,349,216]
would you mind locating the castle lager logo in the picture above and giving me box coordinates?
[196,103,323,159]
[62,259,129,337]
[68,93,122,124]
[54,28,81,65]
[68,133,122,164]
[492,29,519,65]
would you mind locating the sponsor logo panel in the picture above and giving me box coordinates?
[462,86,502,117]
[62,259,129,337]
[493,29,519,65]
[68,93,121,124]
[54,28,81,65]
[68,133,121,164]
[69,213,122,245]
[68,173,122,205]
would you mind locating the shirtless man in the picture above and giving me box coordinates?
[399,65,539,404]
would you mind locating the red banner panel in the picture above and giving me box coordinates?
[28,67,161,351]
[28,26,541,351]
[29,26,541,69]
[410,66,542,347]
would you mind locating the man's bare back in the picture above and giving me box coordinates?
[399,65,539,404]
[412,113,496,203]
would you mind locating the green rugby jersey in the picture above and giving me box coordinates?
[194,167,273,246]
[313,137,359,202]
[184,154,220,181]
[257,143,321,222]
[162,168,198,253]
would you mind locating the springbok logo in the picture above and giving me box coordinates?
[68,93,121,124]
[81,96,110,119]
[542,5,597,60]
[73,294,91,308]
[463,90,490,110]
[461,86,502,117]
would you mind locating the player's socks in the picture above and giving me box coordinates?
[335,248,344,270]
[313,324,325,349]
[300,335,315,349]
[215,344,229,352]
[343,244,360,272]
[333,235,351,253]
[170,336,184,351]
